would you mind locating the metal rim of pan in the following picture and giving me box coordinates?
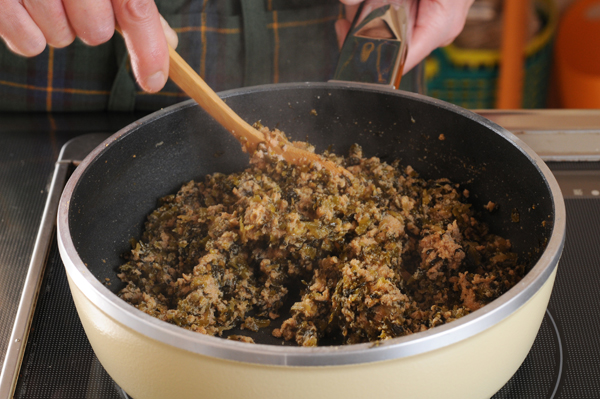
[56,82,566,367]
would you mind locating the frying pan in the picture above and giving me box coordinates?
[58,82,564,399]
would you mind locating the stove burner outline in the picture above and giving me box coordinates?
[547,309,564,399]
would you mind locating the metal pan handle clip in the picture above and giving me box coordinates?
[332,0,418,89]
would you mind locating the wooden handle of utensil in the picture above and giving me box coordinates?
[167,46,266,153]
[115,25,350,177]
[168,46,351,177]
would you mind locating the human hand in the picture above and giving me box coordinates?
[336,0,475,73]
[0,0,178,93]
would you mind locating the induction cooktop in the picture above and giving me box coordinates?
[1,110,600,398]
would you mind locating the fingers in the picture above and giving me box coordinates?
[1,0,174,93]
[0,0,114,56]
[0,0,46,56]
[63,0,115,46]
[112,0,169,93]
[404,0,474,73]
[22,0,75,49]
[335,19,351,50]
[160,15,178,50]
[335,2,361,50]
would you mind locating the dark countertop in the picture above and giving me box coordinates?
[0,112,146,366]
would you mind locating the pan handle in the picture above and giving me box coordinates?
[331,0,418,89]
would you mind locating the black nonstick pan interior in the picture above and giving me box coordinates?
[67,83,555,344]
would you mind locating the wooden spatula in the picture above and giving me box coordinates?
[167,46,350,177]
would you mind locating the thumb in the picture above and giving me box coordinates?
[159,15,178,49]
[335,19,351,49]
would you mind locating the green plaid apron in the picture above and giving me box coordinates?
[0,0,344,112]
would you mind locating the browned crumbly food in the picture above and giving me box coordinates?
[118,126,526,346]
[485,201,496,212]
[227,335,256,343]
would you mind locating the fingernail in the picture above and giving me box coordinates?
[146,71,166,93]
[160,15,179,49]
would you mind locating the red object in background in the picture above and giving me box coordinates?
[497,0,529,109]
[556,0,600,108]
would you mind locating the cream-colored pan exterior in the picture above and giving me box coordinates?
[57,86,566,399]
[67,269,556,399]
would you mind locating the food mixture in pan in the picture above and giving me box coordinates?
[118,126,526,346]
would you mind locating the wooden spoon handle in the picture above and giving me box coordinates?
[116,26,347,174]
[168,46,265,153]
[116,26,343,174]
[168,46,351,177]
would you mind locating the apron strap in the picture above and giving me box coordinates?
[108,36,137,112]
[240,0,273,86]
